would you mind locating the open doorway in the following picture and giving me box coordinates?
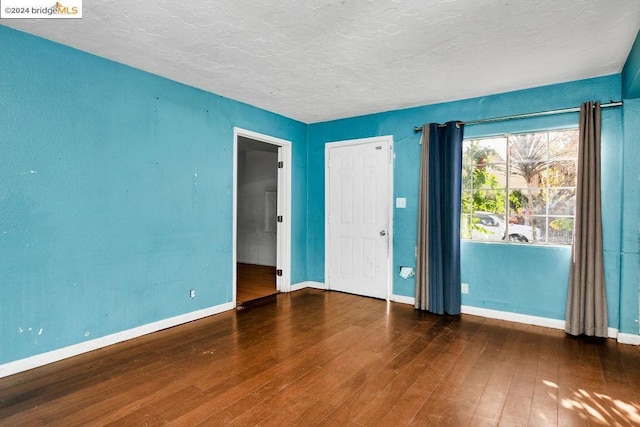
[237,137,278,303]
[233,128,292,307]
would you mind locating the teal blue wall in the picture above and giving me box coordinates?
[0,26,307,364]
[308,75,630,328]
[3,25,640,367]
[622,30,640,99]
[621,30,640,338]
[620,98,640,335]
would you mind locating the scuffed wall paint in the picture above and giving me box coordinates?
[0,26,308,364]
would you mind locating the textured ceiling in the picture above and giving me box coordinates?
[3,0,640,123]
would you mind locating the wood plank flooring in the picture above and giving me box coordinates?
[1,289,640,426]
[236,263,277,304]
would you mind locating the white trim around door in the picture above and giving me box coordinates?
[233,128,292,306]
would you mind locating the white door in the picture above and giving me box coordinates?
[326,137,392,300]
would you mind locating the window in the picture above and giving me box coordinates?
[461,129,578,245]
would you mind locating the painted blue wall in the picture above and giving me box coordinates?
[621,30,640,339]
[620,98,640,335]
[3,24,639,367]
[0,26,307,364]
[622,29,640,99]
[307,75,627,327]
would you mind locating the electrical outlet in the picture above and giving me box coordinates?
[461,283,469,294]
[189,289,196,299]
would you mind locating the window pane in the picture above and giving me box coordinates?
[461,213,473,239]
[471,190,507,217]
[471,210,506,242]
[509,188,546,215]
[548,216,574,245]
[509,133,548,163]
[461,190,473,215]
[462,129,577,246]
[473,164,506,190]
[462,145,474,166]
[548,188,576,215]
[462,162,471,183]
[549,130,579,159]
[505,226,534,243]
[511,215,545,243]
[508,189,529,219]
[464,137,507,166]
[547,161,577,187]
[510,161,547,188]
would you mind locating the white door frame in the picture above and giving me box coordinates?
[324,135,394,300]
[233,127,292,305]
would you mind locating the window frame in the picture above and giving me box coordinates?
[461,127,579,246]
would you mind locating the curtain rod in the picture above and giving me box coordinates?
[412,101,623,132]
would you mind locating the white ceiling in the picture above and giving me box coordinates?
[3,0,640,123]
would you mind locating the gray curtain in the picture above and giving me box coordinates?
[565,101,608,337]
[415,124,430,310]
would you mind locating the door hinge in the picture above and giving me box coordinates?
[277,215,283,223]
[276,269,283,277]
[278,161,284,168]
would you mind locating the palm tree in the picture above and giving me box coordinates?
[508,131,577,242]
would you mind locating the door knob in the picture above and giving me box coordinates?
[380,230,387,236]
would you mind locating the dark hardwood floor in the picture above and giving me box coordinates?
[236,263,277,305]
[1,289,640,426]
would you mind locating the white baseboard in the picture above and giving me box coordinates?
[390,294,415,305]
[617,332,640,345]
[289,281,326,291]
[461,305,624,341]
[290,287,632,344]
[4,296,635,380]
[461,305,566,330]
[290,281,309,292]
[307,281,326,290]
[0,301,236,379]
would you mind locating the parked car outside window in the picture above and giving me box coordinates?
[471,211,541,243]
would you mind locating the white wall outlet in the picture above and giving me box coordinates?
[461,283,469,294]
[396,197,407,208]
[189,289,196,299]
